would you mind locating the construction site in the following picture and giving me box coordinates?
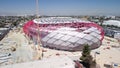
[0,0,120,68]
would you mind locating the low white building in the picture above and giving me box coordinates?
[103,20,120,27]
[114,32,120,40]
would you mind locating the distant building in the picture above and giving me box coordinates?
[104,28,120,40]
[0,28,10,40]
[103,20,120,27]
[114,32,120,40]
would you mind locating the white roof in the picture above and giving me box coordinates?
[103,20,120,27]
[41,27,102,50]
[33,17,91,24]
[0,28,8,30]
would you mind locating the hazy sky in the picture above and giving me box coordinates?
[0,0,120,16]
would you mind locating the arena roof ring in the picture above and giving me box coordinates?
[23,17,104,51]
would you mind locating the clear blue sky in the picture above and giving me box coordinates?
[0,0,120,16]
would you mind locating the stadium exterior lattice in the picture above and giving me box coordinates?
[23,17,104,51]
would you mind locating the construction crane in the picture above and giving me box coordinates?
[36,0,39,18]
[36,0,43,60]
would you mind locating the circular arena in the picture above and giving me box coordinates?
[23,17,104,51]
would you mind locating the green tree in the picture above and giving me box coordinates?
[80,44,93,68]
[99,17,104,26]
[13,22,17,26]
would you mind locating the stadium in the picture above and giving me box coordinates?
[23,17,104,51]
